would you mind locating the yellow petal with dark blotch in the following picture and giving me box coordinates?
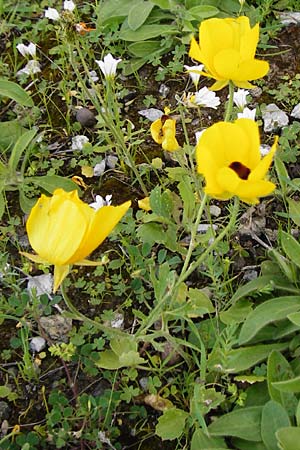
[210,79,229,91]
[189,36,204,63]
[53,265,70,293]
[150,119,163,144]
[249,136,278,182]
[213,49,240,79]
[235,59,269,81]
[235,119,261,169]
[68,201,131,263]
[27,193,88,265]
[19,251,49,265]
[217,167,241,192]
[162,119,179,151]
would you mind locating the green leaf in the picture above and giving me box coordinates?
[0,79,33,107]
[18,189,36,214]
[220,299,253,325]
[97,0,140,24]
[218,343,289,374]
[0,385,12,398]
[8,128,37,173]
[128,1,154,30]
[272,376,300,393]
[191,429,227,450]
[261,401,290,450]
[281,231,300,269]
[30,175,80,194]
[185,288,215,317]
[0,120,26,151]
[155,408,189,440]
[119,24,177,41]
[208,406,262,441]
[287,198,300,227]
[231,439,267,450]
[150,0,170,8]
[128,40,162,56]
[287,312,300,326]
[276,427,300,450]
[0,192,5,219]
[230,275,276,305]
[239,296,300,345]
[187,5,219,20]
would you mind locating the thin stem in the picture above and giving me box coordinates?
[60,282,125,338]
[224,81,235,122]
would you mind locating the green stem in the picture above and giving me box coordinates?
[224,81,235,122]
[60,282,125,338]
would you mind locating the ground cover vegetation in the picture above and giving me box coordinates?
[1,0,300,448]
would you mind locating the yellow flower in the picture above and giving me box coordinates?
[138,197,151,212]
[21,189,131,292]
[189,16,269,91]
[150,115,179,152]
[196,119,278,204]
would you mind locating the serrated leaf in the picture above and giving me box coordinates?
[0,79,33,107]
[208,406,262,441]
[239,296,300,345]
[128,1,154,30]
[261,401,290,450]
[155,408,189,440]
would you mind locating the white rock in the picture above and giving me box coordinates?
[197,224,218,233]
[93,160,106,176]
[210,205,221,217]
[279,12,300,25]
[27,274,53,297]
[30,337,46,353]
[291,103,300,119]
[262,103,289,132]
[138,108,163,122]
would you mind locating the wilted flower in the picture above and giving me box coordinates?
[45,7,60,21]
[17,60,41,76]
[150,115,179,152]
[193,87,220,109]
[17,42,36,58]
[189,16,269,90]
[89,195,112,210]
[64,0,76,11]
[196,119,278,204]
[96,53,122,79]
[20,189,131,292]
[237,107,256,120]
[75,22,96,35]
[184,64,204,87]
[71,135,89,151]
[233,89,249,109]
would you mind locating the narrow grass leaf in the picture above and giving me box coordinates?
[0,79,33,107]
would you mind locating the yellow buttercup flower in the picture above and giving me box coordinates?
[189,16,269,91]
[21,189,131,292]
[196,119,278,204]
[150,115,179,152]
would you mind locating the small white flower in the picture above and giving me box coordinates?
[237,107,256,120]
[71,135,89,150]
[291,103,300,119]
[262,103,289,132]
[17,42,36,58]
[88,70,99,83]
[64,0,76,11]
[184,64,204,87]
[93,160,106,176]
[233,89,249,110]
[260,144,271,156]
[194,87,220,109]
[89,194,112,210]
[17,60,41,76]
[45,7,60,21]
[95,53,122,79]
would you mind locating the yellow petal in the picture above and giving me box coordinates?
[68,201,131,263]
[19,251,49,265]
[162,119,179,151]
[217,167,241,192]
[210,79,229,91]
[138,197,151,212]
[150,119,163,144]
[213,48,240,79]
[235,59,269,81]
[53,265,70,293]
[249,136,278,182]
[26,192,88,265]
[188,36,203,63]
[236,179,276,202]
[235,119,261,169]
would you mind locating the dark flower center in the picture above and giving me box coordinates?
[229,161,251,180]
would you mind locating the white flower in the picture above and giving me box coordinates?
[95,53,122,79]
[291,103,300,119]
[184,64,204,87]
[262,103,289,132]
[89,195,112,210]
[260,144,271,156]
[71,135,89,150]
[17,60,41,76]
[45,7,60,21]
[194,87,220,109]
[93,160,106,176]
[17,42,36,58]
[233,89,249,109]
[237,107,256,120]
[64,0,76,11]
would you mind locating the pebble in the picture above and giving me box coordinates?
[30,337,46,353]
[76,107,97,127]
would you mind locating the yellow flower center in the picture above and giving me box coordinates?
[229,161,251,180]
